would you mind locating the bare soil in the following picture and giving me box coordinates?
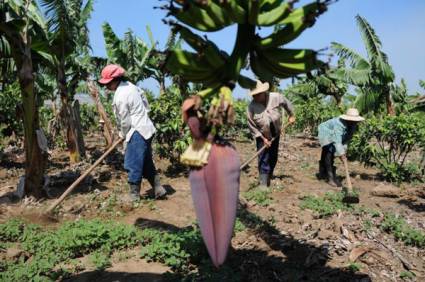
[0,133,424,281]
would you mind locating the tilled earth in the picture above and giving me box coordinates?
[0,133,424,281]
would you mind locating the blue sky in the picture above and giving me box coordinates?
[88,0,425,98]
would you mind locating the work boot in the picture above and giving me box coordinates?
[129,184,141,202]
[259,173,269,191]
[326,165,342,188]
[147,175,167,199]
[316,161,327,180]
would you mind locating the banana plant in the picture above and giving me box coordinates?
[331,15,396,116]
[38,0,94,163]
[0,0,49,198]
[161,0,333,268]
[162,0,332,125]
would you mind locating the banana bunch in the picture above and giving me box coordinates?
[169,0,234,32]
[251,47,324,80]
[255,1,328,49]
[165,25,229,86]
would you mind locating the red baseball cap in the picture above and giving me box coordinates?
[99,64,125,84]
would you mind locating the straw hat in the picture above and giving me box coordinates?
[249,80,270,96]
[340,108,365,122]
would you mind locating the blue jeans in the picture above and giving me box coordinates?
[124,131,156,185]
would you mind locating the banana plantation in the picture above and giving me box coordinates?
[0,0,424,281]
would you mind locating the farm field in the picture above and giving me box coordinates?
[1,133,424,281]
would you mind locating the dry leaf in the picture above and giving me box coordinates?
[349,246,371,262]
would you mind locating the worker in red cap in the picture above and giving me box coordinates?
[99,64,167,201]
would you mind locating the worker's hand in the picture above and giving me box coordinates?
[339,154,347,161]
[262,136,272,148]
[288,115,296,125]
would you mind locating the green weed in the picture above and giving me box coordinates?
[399,270,415,280]
[347,262,361,272]
[300,192,354,217]
[243,189,272,207]
[380,213,425,248]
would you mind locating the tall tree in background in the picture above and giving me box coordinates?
[0,0,48,197]
[331,15,396,115]
[39,0,93,163]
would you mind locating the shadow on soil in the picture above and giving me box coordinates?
[69,206,372,282]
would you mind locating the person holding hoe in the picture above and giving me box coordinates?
[98,64,167,202]
[247,80,296,189]
[317,108,364,198]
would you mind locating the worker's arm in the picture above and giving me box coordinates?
[279,95,296,124]
[247,108,271,147]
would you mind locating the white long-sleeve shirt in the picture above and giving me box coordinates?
[112,81,156,143]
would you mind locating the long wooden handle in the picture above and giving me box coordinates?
[240,137,276,170]
[342,157,353,191]
[45,137,124,214]
[240,123,289,171]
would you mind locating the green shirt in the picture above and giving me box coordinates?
[318,117,355,156]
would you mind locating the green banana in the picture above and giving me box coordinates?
[173,2,223,32]
[256,1,292,26]
[198,0,233,27]
[261,48,317,64]
[250,52,276,82]
[256,16,308,49]
[278,2,323,25]
[262,51,324,77]
[177,25,226,69]
[166,49,216,82]
[238,74,257,89]
[259,0,282,12]
[197,84,221,98]
[222,0,246,24]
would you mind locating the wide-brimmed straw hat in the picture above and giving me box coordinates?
[340,108,365,122]
[249,80,270,96]
[98,64,125,84]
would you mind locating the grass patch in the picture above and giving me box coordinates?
[300,192,354,217]
[234,218,246,233]
[380,213,425,248]
[0,218,209,281]
[399,270,415,280]
[243,188,272,207]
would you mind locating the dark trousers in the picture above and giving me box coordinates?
[124,131,156,185]
[319,143,336,180]
[256,135,280,175]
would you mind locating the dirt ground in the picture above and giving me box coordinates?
[0,133,424,281]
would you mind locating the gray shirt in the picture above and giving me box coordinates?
[247,92,294,139]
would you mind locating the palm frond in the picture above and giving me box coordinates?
[329,68,370,86]
[356,15,394,81]
[355,88,383,114]
[331,42,369,69]
[419,80,425,90]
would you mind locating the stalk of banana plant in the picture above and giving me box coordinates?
[164,0,332,267]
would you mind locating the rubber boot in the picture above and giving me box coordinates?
[316,161,327,180]
[129,184,141,202]
[326,163,342,188]
[259,173,269,191]
[147,175,167,199]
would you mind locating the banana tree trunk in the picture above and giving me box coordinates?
[19,41,47,198]
[386,92,395,116]
[159,76,166,97]
[58,68,85,163]
[88,81,114,148]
